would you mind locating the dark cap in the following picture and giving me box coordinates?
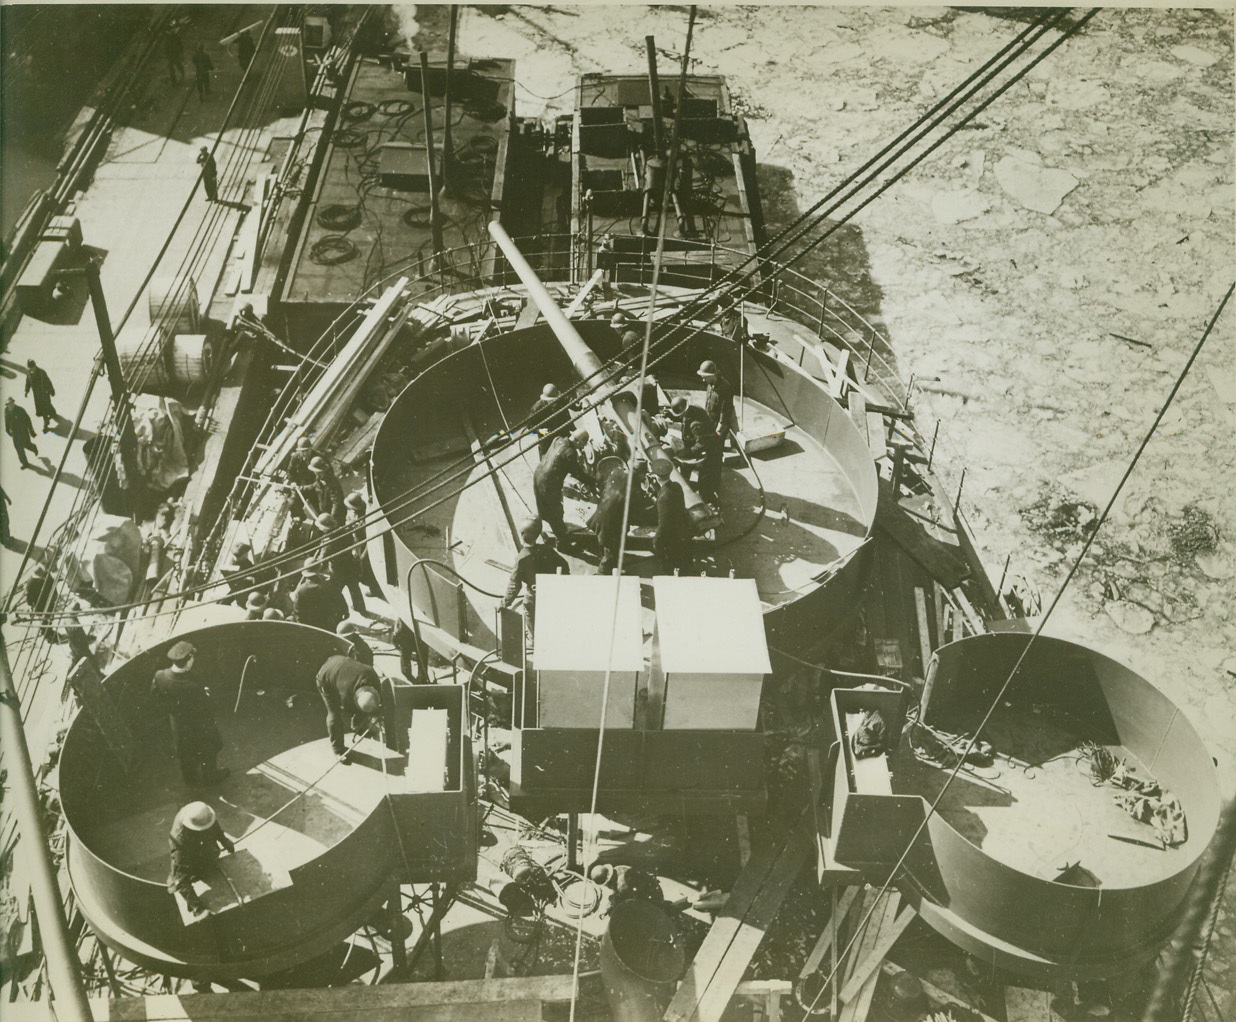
[168,640,196,662]
[669,395,689,417]
[308,456,328,473]
[698,359,719,378]
[344,491,366,511]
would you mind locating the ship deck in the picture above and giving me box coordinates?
[893,707,1191,887]
[390,385,868,640]
[80,692,410,886]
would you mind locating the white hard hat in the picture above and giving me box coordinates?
[355,687,380,715]
[178,802,217,832]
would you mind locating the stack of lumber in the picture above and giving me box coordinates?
[796,884,916,1022]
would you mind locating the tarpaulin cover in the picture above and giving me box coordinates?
[132,394,192,493]
[64,515,142,605]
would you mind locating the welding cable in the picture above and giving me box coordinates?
[316,203,363,230]
[333,128,366,148]
[310,234,359,265]
[378,98,413,116]
[801,282,1235,1018]
[342,99,377,122]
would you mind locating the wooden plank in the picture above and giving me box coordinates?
[335,412,384,468]
[693,824,812,1022]
[838,905,915,1004]
[866,411,888,461]
[913,586,934,676]
[952,587,985,634]
[838,894,896,1022]
[846,390,868,448]
[830,349,850,399]
[799,886,861,978]
[875,480,969,589]
[665,820,809,1022]
[736,814,751,867]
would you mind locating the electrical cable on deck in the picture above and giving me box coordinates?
[311,234,359,265]
[316,204,363,230]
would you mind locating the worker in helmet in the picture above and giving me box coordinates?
[667,395,723,503]
[314,512,367,615]
[292,557,348,633]
[302,456,344,523]
[336,620,374,666]
[532,429,589,543]
[167,801,234,917]
[502,518,569,634]
[529,382,573,459]
[652,462,693,575]
[315,650,390,763]
[697,359,736,438]
[151,641,229,786]
[284,436,316,488]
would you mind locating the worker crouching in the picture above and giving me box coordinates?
[167,801,234,917]
[502,518,568,636]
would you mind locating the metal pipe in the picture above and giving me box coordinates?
[441,6,458,197]
[645,36,665,156]
[418,52,445,264]
[0,636,94,1021]
[487,222,709,519]
[83,258,141,516]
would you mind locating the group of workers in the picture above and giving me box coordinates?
[158,635,392,916]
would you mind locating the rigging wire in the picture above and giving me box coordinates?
[568,11,698,1022]
[802,281,1235,1016]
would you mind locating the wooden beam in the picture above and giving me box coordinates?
[913,587,934,678]
[799,886,861,978]
[838,905,915,1004]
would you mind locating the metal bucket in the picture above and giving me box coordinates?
[600,900,684,1022]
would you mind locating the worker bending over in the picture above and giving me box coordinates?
[316,651,390,763]
[167,802,233,917]
[664,396,723,503]
[533,429,589,544]
[529,383,574,459]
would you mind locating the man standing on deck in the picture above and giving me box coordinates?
[236,28,256,71]
[192,43,213,100]
[343,491,382,598]
[285,436,317,487]
[163,23,185,85]
[302,456,345,524]
[529,383,573,459]
[197,147,218,202]
[337,621,375,666]
[502,519,568,635]
[5,397,40,470]
[151,642,229,786]
[697,359,736,438]
[314,513,367,616]
[292,559,349,633]
[533,430,588,544]
[25,360,59,432]
[315,652,390,763]
[652,464,693,575]
[167,802,234,917]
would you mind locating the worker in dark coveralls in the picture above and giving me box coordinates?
[652,463,693,574]
[502,518,568,634]
[196,146,218,201]
[589,461,637,576]
[343,490,382,597]
[25,360,59,432]
[284,436,317,487]
[666,396,723,502]
[533,429,588,543]
[167,801,234,916]
[192,42,213,100]
[5,398,40,470]
[529,383,573,459]
[697,360,736,438]
[163,23,185,84]
[314,513,366,615]
[315,653,390,762]
[292,559,348,633]
[152,642,228,786]
[303,456,345,523]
